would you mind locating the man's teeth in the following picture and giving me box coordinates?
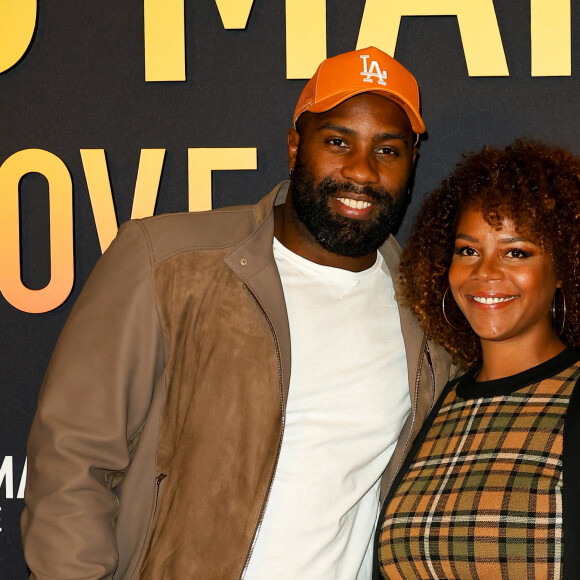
[336,197,372,209]
[472,296,516,304]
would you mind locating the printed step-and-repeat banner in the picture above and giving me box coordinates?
[1,1,578,575]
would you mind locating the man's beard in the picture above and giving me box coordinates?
[289,156,409,258]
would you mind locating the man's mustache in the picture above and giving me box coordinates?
[316,177,390,203]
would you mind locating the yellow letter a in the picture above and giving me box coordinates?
[358,0,508,77]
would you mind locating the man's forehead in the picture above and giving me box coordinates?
[299,94,414,137]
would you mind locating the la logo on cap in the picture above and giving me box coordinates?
[360,54,387,85]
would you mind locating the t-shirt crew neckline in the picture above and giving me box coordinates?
[457,345,580,401]
[272,236,383,281]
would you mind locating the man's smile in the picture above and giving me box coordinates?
[334,197,374,210]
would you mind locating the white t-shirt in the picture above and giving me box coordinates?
[244,238,410,579]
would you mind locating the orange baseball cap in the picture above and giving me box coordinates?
[294,46,425,134]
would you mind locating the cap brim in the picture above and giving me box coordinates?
[302,88,425,134]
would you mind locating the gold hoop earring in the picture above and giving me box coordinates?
[552,287,566,335]
[442,287,462,330]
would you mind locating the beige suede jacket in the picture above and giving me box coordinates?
[22,182,451,579]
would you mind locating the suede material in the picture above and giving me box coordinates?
[140,250,283,577]
[22,182,451,579]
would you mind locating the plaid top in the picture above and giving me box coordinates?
[377,347,580,580]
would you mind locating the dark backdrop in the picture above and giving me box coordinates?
[1,1,579,575]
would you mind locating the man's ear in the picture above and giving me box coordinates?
[287,127,300,172]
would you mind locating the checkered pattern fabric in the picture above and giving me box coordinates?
[378,359,580,579]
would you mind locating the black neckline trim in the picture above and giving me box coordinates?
[456,346,580,400]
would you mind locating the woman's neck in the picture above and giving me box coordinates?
[477,333,566,381]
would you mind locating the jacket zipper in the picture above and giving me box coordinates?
[156,471,167,488]
[239,284,286,579]
[382,336,435,501]
[374,337,436,576]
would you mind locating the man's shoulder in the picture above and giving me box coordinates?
[137,203,257,246]
[125,183,287,263]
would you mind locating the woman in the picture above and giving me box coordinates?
[375,139,580,579]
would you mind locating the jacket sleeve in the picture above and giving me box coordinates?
[21,220,165,579]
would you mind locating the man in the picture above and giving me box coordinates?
[22,47,451,579]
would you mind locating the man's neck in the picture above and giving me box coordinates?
[273,202,378,272]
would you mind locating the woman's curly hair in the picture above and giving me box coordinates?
[399,139,580,370]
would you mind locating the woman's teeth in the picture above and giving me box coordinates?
[472,296,516,304]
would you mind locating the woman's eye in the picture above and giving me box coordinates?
[454,246,477,256]
[506,248,532,258]
[328,138,347,148]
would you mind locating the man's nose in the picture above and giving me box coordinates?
[341,151,379,186]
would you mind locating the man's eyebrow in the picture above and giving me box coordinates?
[374,132,409,143]
[317,123,410,143]
[318,122,356,136]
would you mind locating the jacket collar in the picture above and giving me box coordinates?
[225,183,292,405]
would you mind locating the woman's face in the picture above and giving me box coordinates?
[448,208,560,348]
